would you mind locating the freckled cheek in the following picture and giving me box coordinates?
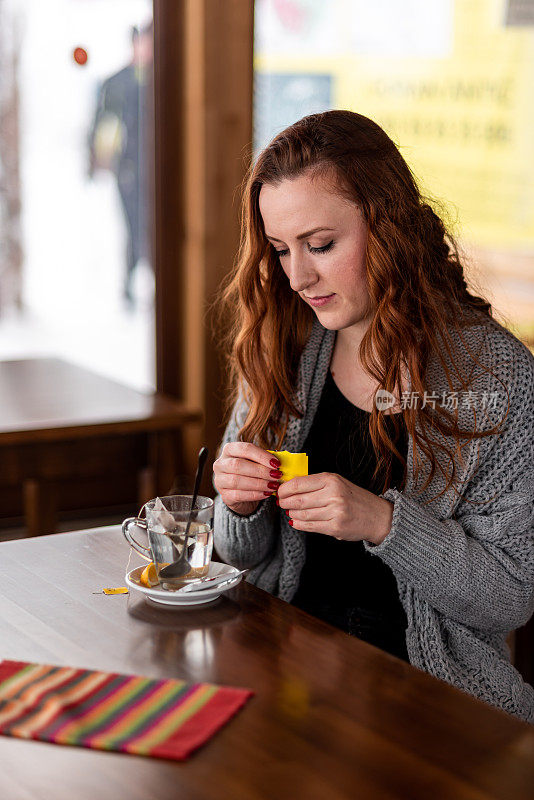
[332,259,367,296]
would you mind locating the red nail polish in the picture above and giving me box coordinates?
[269,469,283,478]
[270,458,281,468]
[267,481,280,490]
[288,519,293,526]
[262,491,272,496]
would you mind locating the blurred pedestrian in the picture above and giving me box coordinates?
[88,21,152,309]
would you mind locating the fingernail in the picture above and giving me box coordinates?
[262,491,272,496]
[288,519,293,526]
[270,458,281,468]
[267,481,280,490]
[269,469,283,478]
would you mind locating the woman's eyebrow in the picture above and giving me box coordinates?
[265,226,335,242]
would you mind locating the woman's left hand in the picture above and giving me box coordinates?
[277,473,394,546]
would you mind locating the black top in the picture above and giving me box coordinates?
[290,369,410,662]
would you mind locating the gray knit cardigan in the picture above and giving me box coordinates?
[213,314,534,724]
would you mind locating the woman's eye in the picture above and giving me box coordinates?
[309,240,334,254]
[273,240,334,258]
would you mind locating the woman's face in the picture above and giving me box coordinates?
[259,170,373,335]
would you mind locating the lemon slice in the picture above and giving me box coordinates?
[139,562,159,587]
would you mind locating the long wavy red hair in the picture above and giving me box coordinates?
[213,110,508,503]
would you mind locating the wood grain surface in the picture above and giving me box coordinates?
[0,526,533,800]
[0,359,202,444]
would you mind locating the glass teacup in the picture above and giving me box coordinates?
[122,495,214,588]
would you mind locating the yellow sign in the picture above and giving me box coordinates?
[255,0,534,247]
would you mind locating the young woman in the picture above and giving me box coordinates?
[212,110,534,724]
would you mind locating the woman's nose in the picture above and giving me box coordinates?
[287,253,315,293]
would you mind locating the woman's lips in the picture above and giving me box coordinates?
[306,293,335,307]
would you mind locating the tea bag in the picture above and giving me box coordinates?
[153,498,194,556]
[267,450,308,495]
[153,497,178,533]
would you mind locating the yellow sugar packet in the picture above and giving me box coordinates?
[267,451,308,494]
[102,587,129,595]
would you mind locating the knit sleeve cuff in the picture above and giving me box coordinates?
[225,499,271,523]
[213,493,276,569]
[363,488,402,551]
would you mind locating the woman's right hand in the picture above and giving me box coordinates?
[213,442,282,516]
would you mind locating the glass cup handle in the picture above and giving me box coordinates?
[122,518,151,560]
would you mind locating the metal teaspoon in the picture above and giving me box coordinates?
[158,446,209,580]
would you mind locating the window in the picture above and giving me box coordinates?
[253,0,534,349]
[0,0,155,389]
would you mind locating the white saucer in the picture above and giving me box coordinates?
[125,561,244,606]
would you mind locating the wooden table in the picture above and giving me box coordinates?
[1,527,534,800]
[0,358,202,535]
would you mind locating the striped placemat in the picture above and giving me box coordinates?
[0,660,253,760]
